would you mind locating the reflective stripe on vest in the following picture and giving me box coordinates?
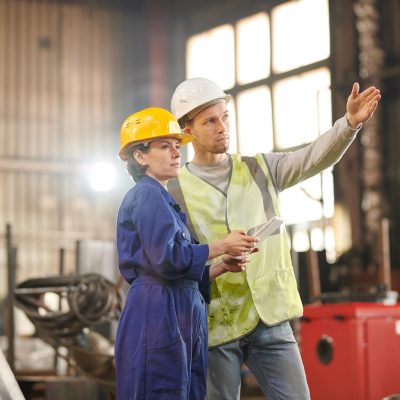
[169,154,303,347]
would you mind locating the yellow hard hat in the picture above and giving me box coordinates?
[119,107,196,160]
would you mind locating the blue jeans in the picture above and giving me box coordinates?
[206,321,310,400]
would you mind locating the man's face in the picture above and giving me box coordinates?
[186,101,230,154]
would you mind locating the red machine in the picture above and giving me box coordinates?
[300,302,400,400]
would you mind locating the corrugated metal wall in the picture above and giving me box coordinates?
[0,0,139,297]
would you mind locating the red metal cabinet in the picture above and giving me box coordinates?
[300,303,400,400]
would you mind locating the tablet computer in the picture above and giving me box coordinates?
[235,216,284,260]
[247,216,284,243]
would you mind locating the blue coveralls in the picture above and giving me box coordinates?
[115,176,210,400]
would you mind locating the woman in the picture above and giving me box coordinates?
[115,107,257,400]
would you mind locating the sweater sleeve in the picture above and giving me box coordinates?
[265,115,360,191]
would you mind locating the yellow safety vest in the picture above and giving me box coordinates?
[169,154,303,347]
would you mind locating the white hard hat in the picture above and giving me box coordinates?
[171,77,231,121]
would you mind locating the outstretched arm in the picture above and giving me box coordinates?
[346,82,381,129]
[270,83,381,191]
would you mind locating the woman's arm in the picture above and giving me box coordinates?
[208,254,250,280]
[130,186,209,281]
[207,230,258,259]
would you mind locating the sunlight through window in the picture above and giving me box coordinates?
[237,12,270,84]
[237,86,273,155]
[310,227,324,251]
[292,229,310,252]
[186,25,235,90]
[273,67,332,149]
[279,167,334,225]
[279,174,323,225]
[272,0,330,73]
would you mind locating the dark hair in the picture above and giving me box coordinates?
[125,143,150,182]
[178,115,191,129]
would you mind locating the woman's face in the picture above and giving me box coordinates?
[135,138,182,185]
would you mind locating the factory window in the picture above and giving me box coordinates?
[185,0,333,256]
[236,85,273,154]
[273,68,332,149]
[236,13,270,84]
[272,0,330,73]
[186,24,235,91]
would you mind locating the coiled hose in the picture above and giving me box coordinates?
[14,273,122,343]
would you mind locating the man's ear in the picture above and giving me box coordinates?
[182,125,192,135]
[133,150,147,166]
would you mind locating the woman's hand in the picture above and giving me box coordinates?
[208,230,258,260]
[222,254,250,273]
[209,246,259,279]
[209,254,251,280]
[221,230,258,257]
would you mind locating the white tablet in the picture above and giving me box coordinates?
[247,216,284,243]
[235,216,284,259]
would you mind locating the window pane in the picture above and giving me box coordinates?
[279,168,334,225]
[322,168,334,218]
[237,12,270,84]
[310,227,324,251]
[292,228,310,252]
[324,225,336,263]
[186,25,235,90]
[273,67,331,149]
[237,86,273,155]
[279,174,323,224]
[272,0,330,73]
[290,222,336,255]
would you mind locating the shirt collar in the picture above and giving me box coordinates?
[138,175,178,207]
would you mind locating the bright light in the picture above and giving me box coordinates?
[237,85,273,154]
[237,12,270,84]
[186,24,235,90]
[272,0,330,73]
[88,162,116,192]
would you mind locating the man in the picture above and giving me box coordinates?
[167,77,380,399]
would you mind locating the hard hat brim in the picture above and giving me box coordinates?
[186,96,231,121]
[119,132,196,161]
